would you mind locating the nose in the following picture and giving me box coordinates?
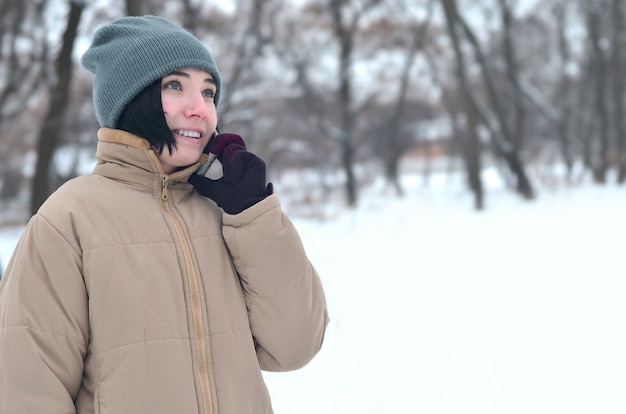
[184,92,209,119]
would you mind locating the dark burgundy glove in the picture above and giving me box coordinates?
[189,133,273,214]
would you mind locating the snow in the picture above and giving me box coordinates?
[1,173,625,413]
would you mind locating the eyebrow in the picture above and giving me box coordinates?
[166,70,216,86]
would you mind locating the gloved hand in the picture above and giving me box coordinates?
[189,133,273,214]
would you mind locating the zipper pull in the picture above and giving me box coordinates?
[161,175,169,202]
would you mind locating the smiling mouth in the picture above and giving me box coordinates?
[173,129,202,139]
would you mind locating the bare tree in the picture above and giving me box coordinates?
[267,0,386,207]
[441,0,484,209]
[215,0,270,125]
[384,1,434,197]
[328,0,384,207]
[0,1,49,209]
[31,0,85,215]
[497,0,534,198]
[452,1,534,199]
[586,0,610,183]
[611,0,626,183]
[553,2,575,178]
[0,0,48,126]
[328,0,358,206]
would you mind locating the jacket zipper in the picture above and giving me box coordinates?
[161,174,213,414]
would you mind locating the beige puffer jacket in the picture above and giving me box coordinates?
[0,129,328,414]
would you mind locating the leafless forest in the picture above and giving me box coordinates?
[0,0,623,224]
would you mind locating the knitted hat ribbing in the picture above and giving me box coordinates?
[81,16,221,128]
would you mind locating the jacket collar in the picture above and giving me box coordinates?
[92,128,208,194]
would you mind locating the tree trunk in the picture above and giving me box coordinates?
[384,4,432,197]
[498,0,534,198]
[338,41,357,207]
[457,4,534,200]
[384,29,419,197]
[442,0,483,210]
[330,0,357,207]
[587,2,609,183]
[611,0,626,183]
[31,1,84,215]
[553,3,574,179]
[465,115,484,210]
[126,0,143,16]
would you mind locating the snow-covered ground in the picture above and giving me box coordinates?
[1,173,625,413]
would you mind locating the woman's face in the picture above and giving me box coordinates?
[159,67,218,174]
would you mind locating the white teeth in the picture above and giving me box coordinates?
[175,129,201,138]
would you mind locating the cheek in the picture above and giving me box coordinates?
[161,94,175,115]
[207,108,218,131]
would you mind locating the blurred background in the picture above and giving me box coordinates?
[2,2,626,412]
[2,0,625,224]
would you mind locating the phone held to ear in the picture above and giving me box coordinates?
[196,128,222,179]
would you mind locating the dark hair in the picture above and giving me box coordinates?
[116,79,175,154]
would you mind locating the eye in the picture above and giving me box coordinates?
[163,80,181,90]
[202,89,216,99]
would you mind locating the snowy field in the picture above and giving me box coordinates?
[1,172,625,413]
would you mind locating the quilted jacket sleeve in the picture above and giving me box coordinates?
[0,214,88,413]
[222,194,329,372]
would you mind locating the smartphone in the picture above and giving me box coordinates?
[195,127,220,177]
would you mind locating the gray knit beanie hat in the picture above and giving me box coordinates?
[81,15,221,128]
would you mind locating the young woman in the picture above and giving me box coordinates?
[0,16,328,414]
